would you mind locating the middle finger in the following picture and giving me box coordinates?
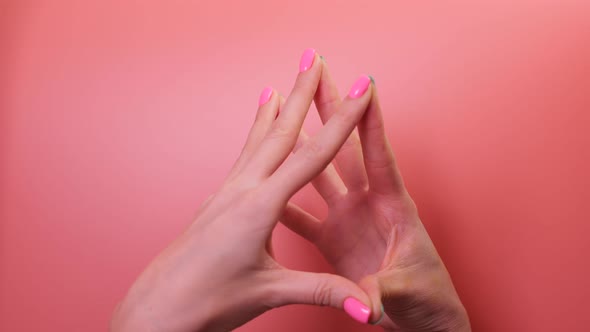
[314,56,369,192]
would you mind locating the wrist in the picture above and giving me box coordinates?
[110,268,219,332]
[110,291,219,332]
[449,304,471,332]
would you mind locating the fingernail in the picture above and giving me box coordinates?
[343,297,371,324]
[320,55,326,62]
[369,75,375,85]
[370,304,385,325]
[348,75,372,99]
[299,48,316,72]
[258,86,273,106]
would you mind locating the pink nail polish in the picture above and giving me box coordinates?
[343,297,371,324]
[258,86,273,106]
[348,75,371,99]
[299,48,316,72]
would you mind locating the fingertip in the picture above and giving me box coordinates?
[299,48,317,73]
[358,275,385,324]
[258,86,274,106]
[348,75,373,99]
[343,297,371,324]
[296,49,323,86]
[370,303,385,325]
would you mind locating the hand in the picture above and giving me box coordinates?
[281,62,471,331]
[110,49,381,332]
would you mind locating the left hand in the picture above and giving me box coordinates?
[110,49,380,332]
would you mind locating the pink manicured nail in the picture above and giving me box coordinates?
[299,48,316,72]
[348,75,372,99]
[343,297,371,324]
[258,86,273,106]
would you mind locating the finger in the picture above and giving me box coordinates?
[195,194,215,215]
[274,94,286,119]
[295,130,346,204]
[278,94,286,115]
[361,268,466,330]
[280,202,321,242]
[265,236,275,259]
[315,57,368,191]
[242,48,322,180]
[226,87,280,180]
[265,75,373,202]
[358,274,390,326]
[267,269,374,325]
[358,80,406,196]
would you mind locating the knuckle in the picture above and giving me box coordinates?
[244,184,285,214]
[267,122,295,142]
[332,107,357,124]
[365,156,393,171]
[301,139,326,160]
[364,144,395,170]
[316,95,339,115]
[312,277,333,306]
[240,187,269,209]
[363,115,385,132]
[293,76,317,95]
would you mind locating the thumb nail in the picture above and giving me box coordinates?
[343,297,371,324]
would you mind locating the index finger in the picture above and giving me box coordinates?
[314,57,368,191]
[358,83,406,196]
[264,75,374,203]
[241,48,322,180]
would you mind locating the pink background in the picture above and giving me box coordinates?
[1,1,589,331]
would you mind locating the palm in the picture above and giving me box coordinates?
[277,63,420,285]
[315,192,395,282]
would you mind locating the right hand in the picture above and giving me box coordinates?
[280,59,470,331]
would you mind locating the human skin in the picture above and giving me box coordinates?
[280,57,471,331]
[110,49,381,332]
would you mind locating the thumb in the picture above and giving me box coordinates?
[266,269,374,324]
[358,274,388,326]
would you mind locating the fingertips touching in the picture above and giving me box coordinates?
[343,297,372,324]
[314,58,368,192]
[358,275,386,325]
[314,53,341,123]
[348,75,373,99]
[299,47,316,72]
[265,74,374,202]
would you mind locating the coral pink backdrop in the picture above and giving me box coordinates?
[1,1,589,331]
